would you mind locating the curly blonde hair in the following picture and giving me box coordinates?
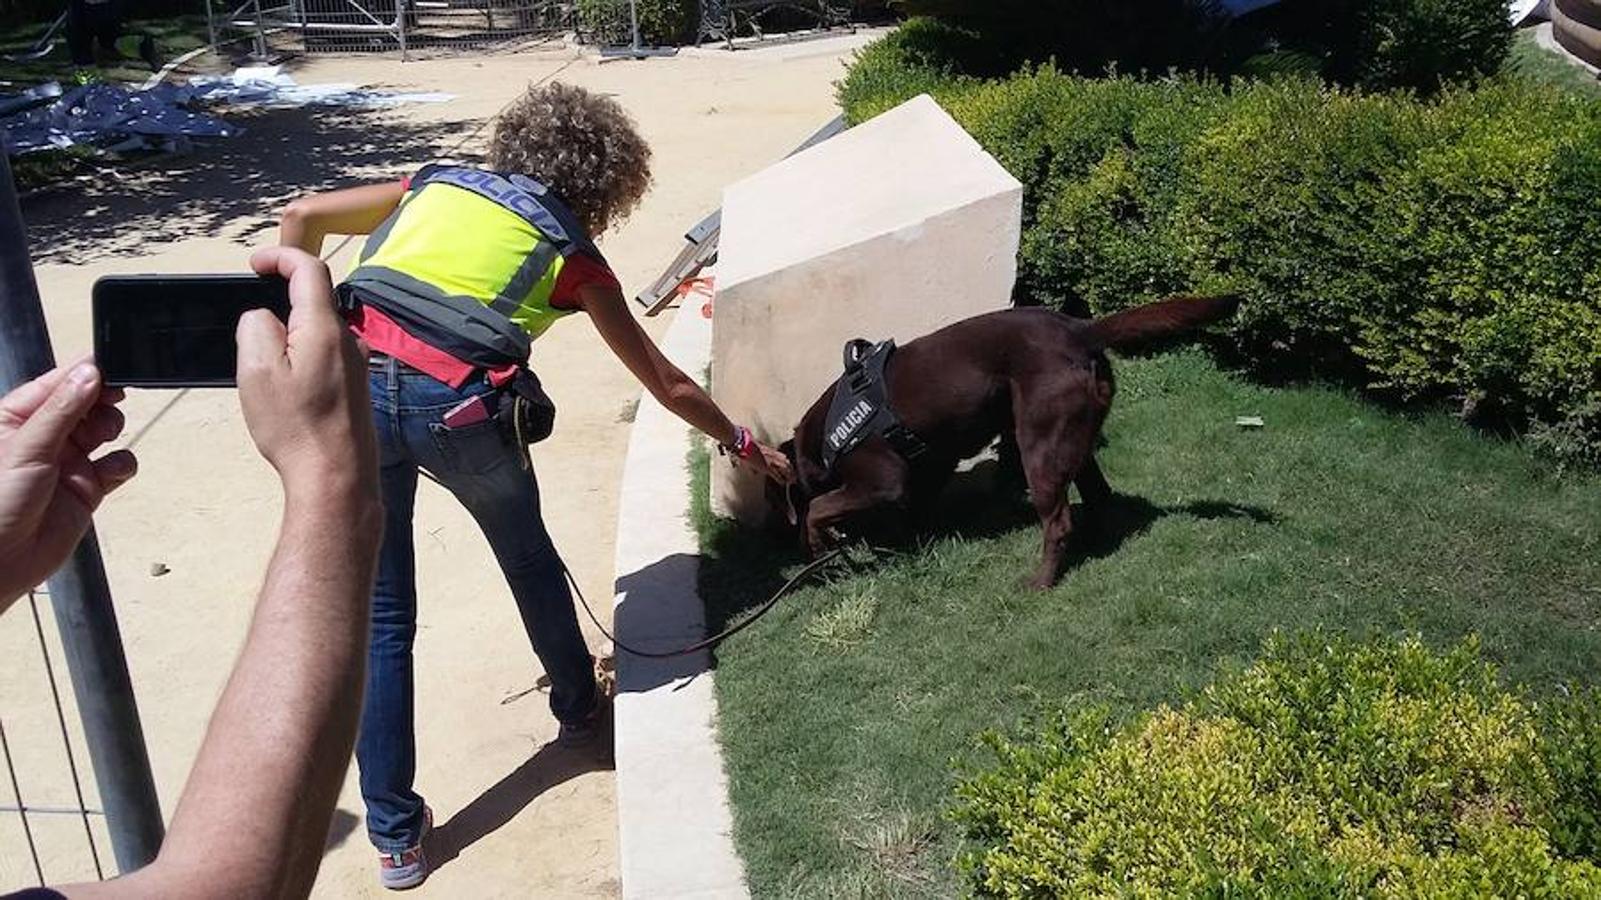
[487,82,653,237]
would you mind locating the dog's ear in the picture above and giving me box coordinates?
[783,482,801,527]
[775,439,804,526]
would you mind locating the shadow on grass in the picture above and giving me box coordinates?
[696,460,1276,658]
[1074,493,1276,555]
[20,104,485,264]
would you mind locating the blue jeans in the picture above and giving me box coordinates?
[358,356,597,853]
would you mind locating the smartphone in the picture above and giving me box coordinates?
[442,395,493,429]
[93,274,292,388]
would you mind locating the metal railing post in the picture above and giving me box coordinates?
[601,0,674,58]
[397,0,408,61]
[0,155,165,876]
[252,0,267,58]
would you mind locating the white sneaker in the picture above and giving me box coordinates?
[377,806,432,891]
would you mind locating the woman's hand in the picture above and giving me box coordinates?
[737,440,794,484]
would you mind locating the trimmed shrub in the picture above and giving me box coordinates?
[1174,82,1434,379]
[1543,685,1601,861]
[952,634,1601,897]
[1173,79,1601,437]
[837,17,984,124]
[576,0,696,46]
[1356,0,1514,91]
[996,73,1233,313]
[838,48,1601,463]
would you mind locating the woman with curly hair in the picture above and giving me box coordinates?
[279,81,789,890]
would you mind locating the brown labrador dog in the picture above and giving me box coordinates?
[779,295,1240,589]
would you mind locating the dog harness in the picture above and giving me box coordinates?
[821,338,928,475]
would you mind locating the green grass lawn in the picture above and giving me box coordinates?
[1510,25,1601,97]
[695,349,1601,898]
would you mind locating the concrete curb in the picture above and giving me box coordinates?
[1536,19,1601,74]
[611,305,749,900]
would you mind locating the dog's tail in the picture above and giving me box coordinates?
[1087,294,1241,353]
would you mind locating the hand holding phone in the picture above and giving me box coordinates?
[235,246,378,495]
[93,274,292,388]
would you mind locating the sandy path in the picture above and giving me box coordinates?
[0,33,875,896]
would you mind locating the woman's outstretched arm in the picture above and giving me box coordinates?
[577,282,792,483]
[279,181,408,256]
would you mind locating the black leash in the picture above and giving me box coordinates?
[417,467,849,659]
[564,549,847,659]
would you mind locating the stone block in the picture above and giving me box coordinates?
[710,93,1022,522]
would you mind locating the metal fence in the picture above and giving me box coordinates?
[1,154,163,892]
[204,0,869,60]
[206,0,577,59]
[697,0,853,48]
[3,589,107,888]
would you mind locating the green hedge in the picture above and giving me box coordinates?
[839,34,1601,464]
[953,634,1601,896]
[837,18,984,122]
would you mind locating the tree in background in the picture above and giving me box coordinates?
[1253,0,1513,92]
[894,0,1235,78]
[892,0,1514,92]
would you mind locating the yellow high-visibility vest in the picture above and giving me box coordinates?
[345,165,602,364]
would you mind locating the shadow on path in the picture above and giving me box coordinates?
[323,808,362,855]
[21,104,485,265]
[613,552,718,695]
[426,740,612,873]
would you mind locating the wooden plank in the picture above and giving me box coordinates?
[634,114,845,315]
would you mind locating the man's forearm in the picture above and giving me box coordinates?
[119,479,381,898]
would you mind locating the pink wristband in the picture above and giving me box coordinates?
[731,425,756,460]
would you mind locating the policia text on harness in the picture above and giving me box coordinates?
[338,163,614,445]
[821,338,927,475]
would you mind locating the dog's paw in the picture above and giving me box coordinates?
[804,526,848,558]
[1022,573,1058,593]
